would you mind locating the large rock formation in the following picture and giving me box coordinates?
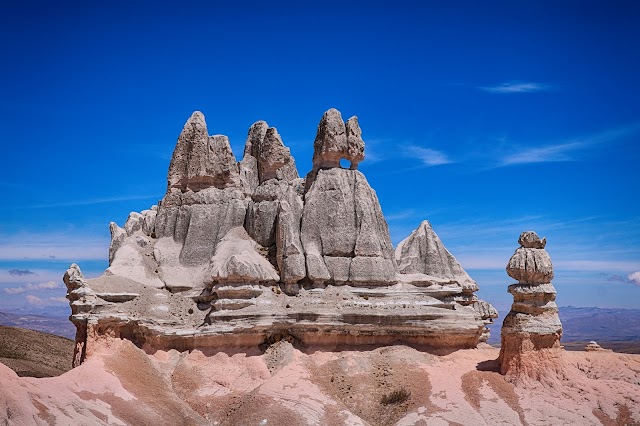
[498,231,563,381]
[65,108,496,366]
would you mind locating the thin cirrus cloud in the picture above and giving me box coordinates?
[25,295,68,306]
[16,194,161,210]
[3,281,61,295]
[499,142,582,166]
[0,231,108,261]
[479,81,550,94]
[405,146,452,166]
[497,122,640,167]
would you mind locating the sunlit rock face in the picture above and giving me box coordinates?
[499,231,563,381]
[65,109,496,366]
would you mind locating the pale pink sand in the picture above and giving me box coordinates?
[1,339,639,425]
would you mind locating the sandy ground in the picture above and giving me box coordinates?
[1,338,639,425]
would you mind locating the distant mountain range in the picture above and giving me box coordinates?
[559,306,640,341]
[0,310,75,339]
[487,306,640,353]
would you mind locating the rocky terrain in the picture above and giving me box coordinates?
[1,337,639,425]
[0,326,73,378]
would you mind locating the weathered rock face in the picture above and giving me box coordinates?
[396,220,479,293]
[395,220,496,340]
[301,168,397,286]
[66,108,496,364]
[506,247,554,284]
[499,231,563,381]
[312,108,364,170]
[167,111,240,192]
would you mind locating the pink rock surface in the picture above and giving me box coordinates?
[1,338,639,425]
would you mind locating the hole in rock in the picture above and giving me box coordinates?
[339,158,349,168]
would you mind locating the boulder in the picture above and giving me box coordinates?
[238,120,299,192]
[258,128,299,183]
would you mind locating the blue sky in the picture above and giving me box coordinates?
[1,1,639,315]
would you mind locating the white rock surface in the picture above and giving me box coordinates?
[209,226,279,284]
[166,111,240,192]
[301,168,397,285]
[396,220,478,292]
[312,108,364,170]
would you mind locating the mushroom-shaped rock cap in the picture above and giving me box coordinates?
[507,231,554,284]
[312,108,365,170]
[518,231,546,249]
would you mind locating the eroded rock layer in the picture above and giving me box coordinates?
[66,109,496,364]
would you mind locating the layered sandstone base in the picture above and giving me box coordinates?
[498,333,563,381]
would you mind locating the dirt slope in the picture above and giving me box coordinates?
[0,326,74,377]
[1,338,639,425]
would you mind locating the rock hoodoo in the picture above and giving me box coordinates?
[498,231,563,380]
[65,108,496,366]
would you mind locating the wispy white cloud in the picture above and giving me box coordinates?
[496,122,640,167]
[25,295,67,306]
[385,209,418,222]
[456,255,640,274]
[15,194,160,210]
[3,281,61,295]
[479,81,550,94]
[500,142,581,165]
[405,146,452,166]
[555,260,640,273]
[0,232,108,261]
[628,271,640,286]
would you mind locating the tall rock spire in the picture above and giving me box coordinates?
[166,111,240,192]
[499,231,563,381]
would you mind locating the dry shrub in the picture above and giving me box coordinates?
[381,387,411,405]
